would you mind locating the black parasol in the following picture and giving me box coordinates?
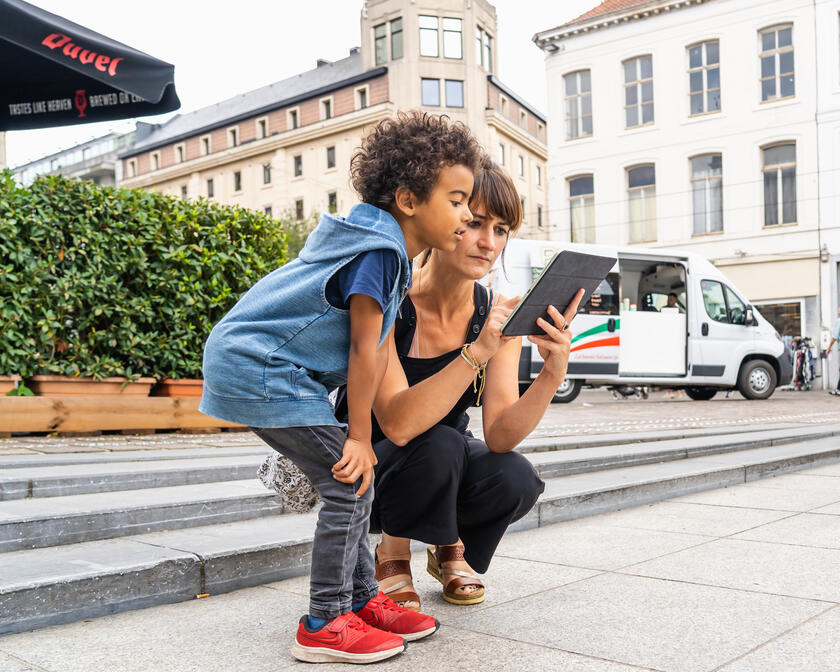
[0,0,180,130]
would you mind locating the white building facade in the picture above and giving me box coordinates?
[535,0,840,385]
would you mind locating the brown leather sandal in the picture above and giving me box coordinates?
[374,545,421,612]
[426,544,485,605]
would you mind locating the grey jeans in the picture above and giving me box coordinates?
[252,426,379,619]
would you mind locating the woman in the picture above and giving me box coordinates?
[339,160,583,610]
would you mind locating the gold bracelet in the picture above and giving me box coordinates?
[460,343,487,406]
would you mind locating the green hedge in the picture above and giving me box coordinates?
[0,171,297,380]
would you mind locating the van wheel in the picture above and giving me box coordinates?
[737,360,777,400]
[685,387,717,401]
[552,378,582,403]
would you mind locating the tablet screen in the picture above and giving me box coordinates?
[501,250,617,336]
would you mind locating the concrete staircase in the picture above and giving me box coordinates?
[2,423,840,635]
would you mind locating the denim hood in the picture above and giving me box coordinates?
[199,204,411,428]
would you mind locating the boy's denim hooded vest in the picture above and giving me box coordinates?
[199,204,411,428]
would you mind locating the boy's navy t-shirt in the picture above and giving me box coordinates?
[325,249,409,311]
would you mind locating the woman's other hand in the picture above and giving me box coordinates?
[471,295,520,363]
[528,288,586,383]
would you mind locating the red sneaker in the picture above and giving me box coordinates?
[356,592,440,641]
[291,611,406,664]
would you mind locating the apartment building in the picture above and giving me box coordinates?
[12,122,154,187]
[119,0,549,238]
[534,0,840,367]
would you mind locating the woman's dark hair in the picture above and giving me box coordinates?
[469,156,523,233]
[350,111,483,208]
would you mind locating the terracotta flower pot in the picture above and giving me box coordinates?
[28,375,156,397]
[0,375,22,395]
[151,378,204,397]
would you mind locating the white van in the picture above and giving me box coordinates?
[489,239,792,402]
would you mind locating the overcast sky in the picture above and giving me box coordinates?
[5,0,595,168]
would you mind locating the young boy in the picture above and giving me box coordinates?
[199,111,482,664]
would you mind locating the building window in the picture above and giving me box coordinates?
[419,15,439,57]
[537,205,543,229]
[180,185,187,199]
[295,199,304,220]
[419,16,439,58]
[151,152,160,170]
[519,110,527,128]
[762,143,796,226]
[128,159,136,177]
[500,95,508,116]
[536,165,542,186]
[263,163,271,185]
[206,178,214,198]
[257,118,268,139]
[356,87,368,109]
[691,154,723,234]
[564,69,592,139]
[288,108,299,130]
[321,98,332,120]
[627,165,657,242]
[443,18,462,59]
[445,79,464,107]
[569,175,595,244]
[498,143,505,166]
[326,146,336,169]
[293,154,303,177]
[517,155,525,177]
[233,171,242,192]
[175,144,185,163]
[201,135,211,155]
[623,55,654,128]
[328,191,338,214]
[228,127,239,148]
[476,28,493,73]
[688,40,721,115]
[391,18,403,60]
[264,206,273,217]
[537,122,544,139]
[374,23,387,65]
[421,78,440,106]
[760,25,795,101]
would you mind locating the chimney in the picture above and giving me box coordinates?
[349,46,360,56]
[316,58,331,68]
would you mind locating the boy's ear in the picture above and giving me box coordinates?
[393,186,416,217]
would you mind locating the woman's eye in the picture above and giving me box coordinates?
[496,227,510,236]
[468,220,481,228]
[451,201,462,207]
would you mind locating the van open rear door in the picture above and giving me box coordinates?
[617,256,688,377]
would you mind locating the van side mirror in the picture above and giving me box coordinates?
[745,307,756,326]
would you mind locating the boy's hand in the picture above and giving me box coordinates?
[332,437,377,497]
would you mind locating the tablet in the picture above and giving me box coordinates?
[501,250,617,336]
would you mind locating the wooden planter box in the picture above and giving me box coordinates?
[152,379,203,397]
[0,375,22,395]
[28,375,156,397]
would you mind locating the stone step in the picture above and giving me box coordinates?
[2,434,838,636]
[2,425,837,504]
[0,480,282,552]
[0,455,266,500]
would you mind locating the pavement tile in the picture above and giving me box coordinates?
[797,462,840,477]
[592,501,792,537]
[290,627,646,672]
[739,472,840,493]
[717,605,840,672]
[669,482,840,512]
[446,572,826,672]
[494,517,712,571]
[0,585,307,672]
[0,652,43,672]
[0,450,37,456]
[813,502,840,515]
[731,512,840,549]
[623,537,840,602]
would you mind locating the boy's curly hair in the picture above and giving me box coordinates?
[350,111,483,209]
